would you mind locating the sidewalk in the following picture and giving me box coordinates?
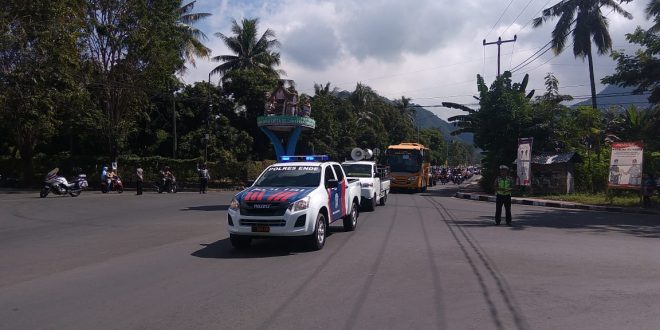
[455,176,660,215]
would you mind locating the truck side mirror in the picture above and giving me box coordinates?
[326,179,339,188]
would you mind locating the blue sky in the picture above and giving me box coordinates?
[182,0,653,121]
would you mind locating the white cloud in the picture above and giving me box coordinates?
[184,0,650,121]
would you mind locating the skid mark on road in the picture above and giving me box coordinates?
[412,196,447,330]
[256,206,378,330]
[343,195,400,330]
[426,196,530,330]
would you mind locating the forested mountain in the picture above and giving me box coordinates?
[572,85,653,110]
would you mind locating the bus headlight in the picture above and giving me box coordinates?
[407,176,418,182]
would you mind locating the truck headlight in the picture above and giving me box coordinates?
[288,196,310,212]
[407,176,418,182]
[229,197,240,211]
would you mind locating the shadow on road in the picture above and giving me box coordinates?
[191,226,344,259]
[180,205,229,211]
[450,209,660,238]
[421,187,460,197]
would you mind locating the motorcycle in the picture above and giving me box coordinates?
[156,175,177,193]
[451,173,464,185]
[40,169,88,198]
[101,176,124,193]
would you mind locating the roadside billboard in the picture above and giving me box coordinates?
[608,141,643,189]
[517,137,533,186]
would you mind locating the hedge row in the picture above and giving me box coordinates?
[0,154,276,188]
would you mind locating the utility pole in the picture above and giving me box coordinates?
[205,72,211,163]
[483,35,517,77]
[172,88,177,159]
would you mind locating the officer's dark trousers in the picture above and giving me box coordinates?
[199,178,208,193]
[495,194,512,224]
[136,180,143,195]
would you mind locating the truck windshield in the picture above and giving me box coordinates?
[342,164,372,178]
[254,166,321,187]
[386,152,420,173]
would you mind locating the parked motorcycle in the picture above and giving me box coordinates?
[101,176,124,193]
[40,168,88,198]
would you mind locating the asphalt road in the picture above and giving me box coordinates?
[0,186,659,329]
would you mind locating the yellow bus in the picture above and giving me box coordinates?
[385,142,431,192]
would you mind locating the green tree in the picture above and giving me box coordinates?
[80,0,184,162]
[313,82,338,96]
[602,0,659,105]
[211,17,283,159]
[419,129,446,164]
[528,73,574,152]
[533,0,633,109]
[647,0,660,33]
[177,1,212,72]
[0,0,86,183]
[211,18,283,79]
[447,72,535,192]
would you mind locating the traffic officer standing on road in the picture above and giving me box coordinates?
[136,165,144,195]
[494,165,513,226]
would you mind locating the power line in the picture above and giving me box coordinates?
[500,0,536,37]
[509,41,553,72]
[513,0,555,36]
[484,0,517,40]
[510,6,617,74]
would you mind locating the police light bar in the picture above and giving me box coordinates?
[279,155,330,162]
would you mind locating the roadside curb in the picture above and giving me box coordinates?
[454,192,660,215]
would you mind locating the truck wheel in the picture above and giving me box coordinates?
[364,194,376,211]
[379,192,387,206]
[343,201,358,232]
[230,234,251,249]
[307,213,327,250]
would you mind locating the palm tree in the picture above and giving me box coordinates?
[313,82,339,97]
[647,0,660,33]
[394,96,414,123]
[533,0,633,110]
[350,83,376,107]
[211,18,283,79]
[177,1,211,71]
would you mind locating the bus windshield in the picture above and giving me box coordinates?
[342,164,372,178]
[387,152,421,173]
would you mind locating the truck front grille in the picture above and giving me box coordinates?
[239,219,286,227]
[240,202,288,216]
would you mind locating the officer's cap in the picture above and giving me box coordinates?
[499,165,509,170]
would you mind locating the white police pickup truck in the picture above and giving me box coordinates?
[227,156,362,250]
[342,161,390,211]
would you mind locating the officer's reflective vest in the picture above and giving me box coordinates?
[496,177,512,196]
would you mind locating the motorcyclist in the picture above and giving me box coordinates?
[107,169,118,190]
[101,166,108,188]
[160,166,175,190]
[47,168,69,192]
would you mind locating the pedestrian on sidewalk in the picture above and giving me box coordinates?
[197,163,210,194]
[136,165,144,195]
[493,165,513,226]
[643,173,655,208]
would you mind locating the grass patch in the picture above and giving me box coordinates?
[533,192,660,208]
